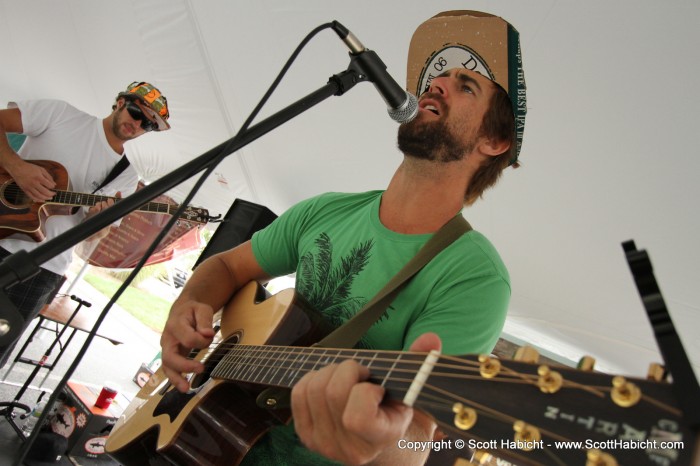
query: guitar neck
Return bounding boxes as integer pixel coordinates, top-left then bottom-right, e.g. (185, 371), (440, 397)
(209, 342), (697, 466)
(211, 345), (424, 400)
(50, 190), (178, 215)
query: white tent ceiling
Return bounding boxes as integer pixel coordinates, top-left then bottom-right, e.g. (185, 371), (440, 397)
(2, 0), (698, 384)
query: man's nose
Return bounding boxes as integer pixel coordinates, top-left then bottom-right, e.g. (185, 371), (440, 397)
(428, 76), (448, 96)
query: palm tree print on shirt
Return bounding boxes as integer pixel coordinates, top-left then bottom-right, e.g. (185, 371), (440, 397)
(296, 233), (386, 348)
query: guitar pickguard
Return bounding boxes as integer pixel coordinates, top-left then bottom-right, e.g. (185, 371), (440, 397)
(153, 388), (196, 423)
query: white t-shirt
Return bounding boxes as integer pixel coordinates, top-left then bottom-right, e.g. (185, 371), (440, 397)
(1, 99), (139, 275)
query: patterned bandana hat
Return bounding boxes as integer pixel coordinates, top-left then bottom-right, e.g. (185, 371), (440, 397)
(120, 81), (171, 131)
(407, 11), (526, 164)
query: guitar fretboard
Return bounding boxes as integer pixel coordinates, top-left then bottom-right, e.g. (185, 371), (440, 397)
(50, 190), (177, 214)
(211, 345), (430, 399)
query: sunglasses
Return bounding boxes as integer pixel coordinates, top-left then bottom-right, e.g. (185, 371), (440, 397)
(124, 100), (159, 132)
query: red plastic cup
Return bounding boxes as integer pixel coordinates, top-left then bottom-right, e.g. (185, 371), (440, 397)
(95, 384), (118, 409)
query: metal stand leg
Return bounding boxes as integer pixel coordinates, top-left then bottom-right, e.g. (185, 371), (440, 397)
(0, 295), (91, 439)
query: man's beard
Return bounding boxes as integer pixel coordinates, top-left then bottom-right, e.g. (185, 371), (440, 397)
(112, 106), (137, 142)
(397, 118), (475, 163)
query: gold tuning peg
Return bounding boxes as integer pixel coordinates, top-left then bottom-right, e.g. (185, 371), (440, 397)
(611, 376), (641, 407)
(513, 345), (539, 363)
(453, 451), (493, 465)
(472, 451), (492, 464)
(452, 403), (477, 430)
(513, 420), (541, 449)
(478, 355), (501, 378)
(537, 365), (563, 393)
(586, 449), (618, 466)
(577, 355), (596, 371)
(647, 363), (667, 382)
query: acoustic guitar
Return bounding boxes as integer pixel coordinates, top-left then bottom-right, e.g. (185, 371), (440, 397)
(0, 160), (209, 242)
(105, 281), (697, 466)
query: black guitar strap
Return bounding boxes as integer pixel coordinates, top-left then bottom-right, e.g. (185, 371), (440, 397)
(94, 156), (131, 193)
(72, 156), (130, 214)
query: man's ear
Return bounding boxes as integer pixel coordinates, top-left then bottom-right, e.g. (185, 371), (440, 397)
(114, 97), (126, 110)
(478, 137), (511, 158)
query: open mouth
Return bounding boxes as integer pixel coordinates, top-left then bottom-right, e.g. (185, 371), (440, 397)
(424, 105), (439, 115)
(419, 97), (442, 116)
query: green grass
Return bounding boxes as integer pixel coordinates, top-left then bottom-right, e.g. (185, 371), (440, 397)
(83, 273), (172, 332)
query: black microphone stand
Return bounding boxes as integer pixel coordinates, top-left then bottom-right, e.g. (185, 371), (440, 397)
(1, 65), (366, 465)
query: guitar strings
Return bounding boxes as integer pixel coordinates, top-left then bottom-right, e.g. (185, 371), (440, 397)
(203, 347), (647, 465)
(181, 342), (681, 417)
(418, 383), (572, 443)
(199, 341), (613, 388)
(3, 183), (177, 213)
(205, 341), (680, 398)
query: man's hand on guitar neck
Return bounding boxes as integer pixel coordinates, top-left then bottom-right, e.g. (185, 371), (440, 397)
(83, 191), (122, 243)
(85, 191), (121, 219)
(291, 332), (441, 466)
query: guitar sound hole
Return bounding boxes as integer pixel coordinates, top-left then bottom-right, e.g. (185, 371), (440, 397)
(189, 333), (240, 390)
(152, 333), (241, 422)
(1, 182), (32, 208)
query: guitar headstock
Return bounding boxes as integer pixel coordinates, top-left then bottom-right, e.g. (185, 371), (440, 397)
(415, 349), (695, 466)
(178, 206), (210, 225)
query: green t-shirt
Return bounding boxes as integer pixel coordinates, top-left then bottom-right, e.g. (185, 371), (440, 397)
(242, 191), (510, 466)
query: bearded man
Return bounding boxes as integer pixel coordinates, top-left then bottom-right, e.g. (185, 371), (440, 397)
(159, 67), (519, 466)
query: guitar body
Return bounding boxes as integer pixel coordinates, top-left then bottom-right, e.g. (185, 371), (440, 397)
(0, 160), (73, 241)
(0, 160), (209, 244)
(106, 282), (330, 466)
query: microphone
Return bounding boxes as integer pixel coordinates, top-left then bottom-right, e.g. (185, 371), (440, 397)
(332, 21), (418, 123)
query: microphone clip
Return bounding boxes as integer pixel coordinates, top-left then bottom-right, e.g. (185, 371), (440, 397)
(328, 68), (368, 97)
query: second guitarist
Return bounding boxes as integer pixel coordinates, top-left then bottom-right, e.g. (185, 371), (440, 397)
(0, 81), (171, 368)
